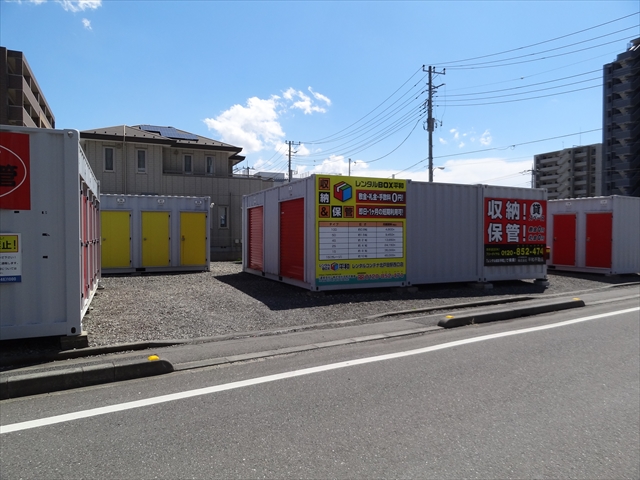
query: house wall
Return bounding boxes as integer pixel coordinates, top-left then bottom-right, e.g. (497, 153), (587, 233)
(81, 138), (274, 260)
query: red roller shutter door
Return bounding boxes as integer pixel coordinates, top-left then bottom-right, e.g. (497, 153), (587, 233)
(552, 214), (576, 266)
(585, 212), (612, 269)
(280, 198), (304, 281)
(248, 206), (264, 271)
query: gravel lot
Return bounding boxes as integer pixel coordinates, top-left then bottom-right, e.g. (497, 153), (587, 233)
(80, 262), (638, 347)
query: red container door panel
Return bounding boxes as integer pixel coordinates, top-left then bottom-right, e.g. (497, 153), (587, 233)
(280, 198), (305, 282)
(552, 214), (576, 266)
(585, 212), (612, 269)
(248, 206), (264, 271)
(88, 200), (93, 286)
(82, 194), (88, 300)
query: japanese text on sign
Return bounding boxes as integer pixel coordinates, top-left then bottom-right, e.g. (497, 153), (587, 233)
(0, 234), (22, 283)
(316, 175), (407, 286)
(484, 198), (547, 266)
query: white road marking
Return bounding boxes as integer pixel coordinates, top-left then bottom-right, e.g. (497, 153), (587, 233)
(2, 306), (638, 434)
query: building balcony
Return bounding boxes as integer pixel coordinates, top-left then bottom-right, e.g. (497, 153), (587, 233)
(540, 174), (560, 181)
(537, 156), (560, 165)
(611, 113), (632, 126)
(7, 105), (37, 127)
(609, 63), (634, 79)
(7, 73), (23, 89)
(612, 128), (632, 141)
(612, 97), (632, 109)
(612, 82), (634, 95)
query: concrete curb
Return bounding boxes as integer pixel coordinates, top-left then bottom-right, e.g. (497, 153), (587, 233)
(364, 296), (537, 320)
(437, 298), (586, 328)
(172, 326), (443, 372)
(0, 341), (184, 368)
(0, 356), (173, 400)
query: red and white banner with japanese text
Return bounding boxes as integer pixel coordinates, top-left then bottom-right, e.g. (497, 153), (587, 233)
(0, 132), (31, 210)
(484, 197), (547, 266)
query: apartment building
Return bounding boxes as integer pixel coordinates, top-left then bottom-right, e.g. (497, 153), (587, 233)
(602, 38), (639, 197)
(0, 47), (55, 128)
(534, 144), (602, 200)
(80, 124), (274, 260)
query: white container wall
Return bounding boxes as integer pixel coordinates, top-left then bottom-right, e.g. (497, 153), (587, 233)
(547, 196), (640, 274)
(1, 126), (100, 340)
(100, 194), (211, 274)
(407, 182), (547, 285)
(406, 182), (482, 284)
(243, 175), (547, 291)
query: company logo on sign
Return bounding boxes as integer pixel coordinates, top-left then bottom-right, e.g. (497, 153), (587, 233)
(333, 181), (352, 202)
(529, 201), (544, 220)
(0, 132), (30, 210)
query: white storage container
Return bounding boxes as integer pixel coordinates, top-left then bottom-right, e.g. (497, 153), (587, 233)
(1, 126), (100, 340)
(547, 196), (640, 274)
(243, 175), (548, 291)
(100, 194), (211, 274)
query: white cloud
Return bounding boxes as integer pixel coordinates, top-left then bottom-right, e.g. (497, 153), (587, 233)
(247, 151), (531, 189)
(446, 127), (492, 148)
(283, 87), (328, 114)
(385, 157), (531, 187)
(57, 0), (101, 12)
(439, 137), (448, 145)
(295, 156), (370, 177)
(296, 144), (311, 157)
(204, 87), (330, 153)
(480, 129), (492, 146)
(21, 0), (102, 10)
(308, 87), (331, 106)
(204, 96), (285, 153)
(82, 18), (91, 29)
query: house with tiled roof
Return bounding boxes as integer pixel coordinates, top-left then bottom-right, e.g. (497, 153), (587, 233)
(80, 124), (274, 260)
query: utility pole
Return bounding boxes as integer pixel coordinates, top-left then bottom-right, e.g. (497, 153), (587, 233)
(423, 65), (445, 182)
(286, 140), (300, 182)
(348, 158), (352, 176)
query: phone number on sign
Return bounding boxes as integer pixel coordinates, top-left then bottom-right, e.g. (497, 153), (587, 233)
(500, 246), (545, 256)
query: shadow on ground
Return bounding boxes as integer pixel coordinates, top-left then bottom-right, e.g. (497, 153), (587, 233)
(213, 271), (551, 312)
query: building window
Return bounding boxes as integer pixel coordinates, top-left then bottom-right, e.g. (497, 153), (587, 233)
(219, 206), (228, 229)
(206, 156), (214, 175)
(137, 150), (146, 173)
(104, 147), (114, 172)
(184, 155), (192, 174)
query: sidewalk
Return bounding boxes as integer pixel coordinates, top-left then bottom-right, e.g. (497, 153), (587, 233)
(1, 284), (638, 400)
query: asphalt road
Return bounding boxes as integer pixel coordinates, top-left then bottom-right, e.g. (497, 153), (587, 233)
(1, 298), (639, 479)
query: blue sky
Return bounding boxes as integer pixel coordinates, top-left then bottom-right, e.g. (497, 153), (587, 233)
(1, 1), (638, 187)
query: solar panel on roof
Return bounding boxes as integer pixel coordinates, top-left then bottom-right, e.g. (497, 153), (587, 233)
(138, 125), (199, 141)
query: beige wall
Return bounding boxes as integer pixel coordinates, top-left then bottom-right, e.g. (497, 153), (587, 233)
(82, 138), (275, 260)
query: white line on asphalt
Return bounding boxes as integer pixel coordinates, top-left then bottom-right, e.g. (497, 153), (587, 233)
(2, 306), (638, 434)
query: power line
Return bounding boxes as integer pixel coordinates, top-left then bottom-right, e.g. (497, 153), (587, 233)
(443, 27), (638, 69)
(432, 12), (638, 66)
(300, 66), (426, 144)
(444, 69), (600, 97)
(443, 36), (637, 70)
(391, 128), (601, 176)
(442, 76), (600, 103)
(438, 84), (601, 107)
